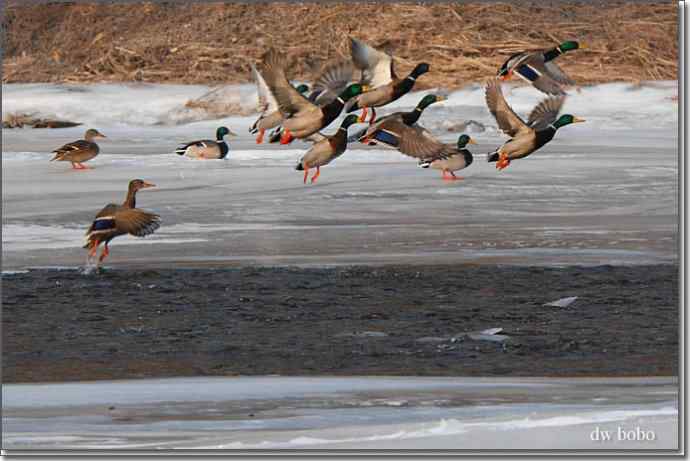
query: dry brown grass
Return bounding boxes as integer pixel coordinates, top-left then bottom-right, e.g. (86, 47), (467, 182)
(2, 2), (678, 88)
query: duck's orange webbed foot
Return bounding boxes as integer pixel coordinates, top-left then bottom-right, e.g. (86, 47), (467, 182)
(88, 241), (99, 258)
(280, 129), (294, 145)
(303, 167), (310, 184)
(98, 244), (110, 263)
(496, 153), (511, 171)
(256, 129), (265, 144)
(311, 166), (321, 184)
(369, 108), (377, 124)
(358, 107), (368, 123)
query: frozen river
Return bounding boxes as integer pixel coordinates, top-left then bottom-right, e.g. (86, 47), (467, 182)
(2, 376), (678, 450)
(2, 82), (678, 269)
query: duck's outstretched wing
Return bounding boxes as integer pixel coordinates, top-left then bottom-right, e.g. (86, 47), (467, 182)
(114, 209), (161, 237)
(485, 78), (531, 137)
(527, 96), (566, 130)
(261, 49), (319, 118)
(374, 119), (455, 161)
(350, 37), (394, 89)
(309, 59), (358, 106)
(252, 63), (279, 114)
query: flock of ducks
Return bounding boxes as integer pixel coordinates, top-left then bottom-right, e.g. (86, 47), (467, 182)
(46, 38), (586, 266)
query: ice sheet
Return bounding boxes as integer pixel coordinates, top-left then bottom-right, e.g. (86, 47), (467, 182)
(1, 82), (679, 269)
(2, 376), (678, 450)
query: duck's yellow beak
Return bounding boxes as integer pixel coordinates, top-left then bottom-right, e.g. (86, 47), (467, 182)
(573, 117), (586, 123)
(579, 42), (588, 49)
(361, 84), (371, 92)
(468, 137), (478, 144)
(228, 130), (238, 137)
(142, 181), (156, 188)
(436, 95), (448, 102)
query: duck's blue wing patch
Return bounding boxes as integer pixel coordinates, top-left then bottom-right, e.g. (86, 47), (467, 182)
(516, 64), (541, 82)
(92, 217), (116, 231)
(372, 130), (400, 147)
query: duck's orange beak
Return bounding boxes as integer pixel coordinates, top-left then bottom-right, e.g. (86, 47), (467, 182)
(468, 137), (478, 144)
(142, 181), (156, 188)
(572, 117), (586, 123)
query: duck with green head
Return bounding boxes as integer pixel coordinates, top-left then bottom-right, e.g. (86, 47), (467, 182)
(497, 40), (584, 95)
(419, 134), (476, 180)
(346, 38), (430, 124)
(250, 62), (310, 144)
(359, 117), (476, 180)
(352, 94), (446, 145)
(260, 49), (367, 145)
(295, 114), (362, 184)
(174, 126), (237, 159)
(485, 78), (585, 170)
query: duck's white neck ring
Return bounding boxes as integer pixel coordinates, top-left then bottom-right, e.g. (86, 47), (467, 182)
(336, 97), (345, 104)
(406, 76), (416, 82)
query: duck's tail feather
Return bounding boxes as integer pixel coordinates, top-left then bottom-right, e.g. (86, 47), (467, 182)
(487, 149), (500, 163)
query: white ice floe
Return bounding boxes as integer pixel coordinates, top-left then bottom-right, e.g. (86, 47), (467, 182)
(544, 296), (579, 308)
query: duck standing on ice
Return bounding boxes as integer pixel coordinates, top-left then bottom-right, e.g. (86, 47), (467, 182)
(50, 128), (107, 169)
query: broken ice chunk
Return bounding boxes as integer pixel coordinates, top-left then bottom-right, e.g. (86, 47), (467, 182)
(544, 296), (579, 308)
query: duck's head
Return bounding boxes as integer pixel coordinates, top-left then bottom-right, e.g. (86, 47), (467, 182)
(457, 134), (477, 149)
(559, 40), (583, 52)
(410, 62), (430, 78)
(85, 128), (107, 141)
(340, 114), (361, 130)
(129, 179), (156, 192)
(553, 114), (586, 129)
(295, 84), (310, 94)
(216, 126), (238, 140)
(340, 83), (369, 101)
(295, 159), (305, 171)
(418, 94), (446, 110)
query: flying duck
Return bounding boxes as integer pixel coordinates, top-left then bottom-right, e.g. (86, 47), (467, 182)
(485, 78), (584, 170)
(84, 179), (160, 267)
(497, 41), (584, 95)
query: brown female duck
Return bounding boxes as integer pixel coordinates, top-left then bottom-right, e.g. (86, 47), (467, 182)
(50, 128), (106, 169)
(84, 179), (160, 266)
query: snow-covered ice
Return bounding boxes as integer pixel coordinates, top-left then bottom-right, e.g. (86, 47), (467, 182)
(2, 81), (678, 270)
(1, 376), (678, 450)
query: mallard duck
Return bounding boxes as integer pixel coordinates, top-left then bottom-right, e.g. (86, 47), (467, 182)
(419, 134), (476, 180)
(174, 126), (237, 159)
(362, 118), (474, 179)
(346, 38), (430, 124)
(260, 49), (366, 144)
(50, 128), (106, 169)
(485, 78), (584, 170)
(267, 59), (354, 144)
(250, 63), (309, 144)
(350, 94), (446, 145)
(295, 114), (361, 184)
(497, 41), (584, 95)
(83, 179), (160, 267)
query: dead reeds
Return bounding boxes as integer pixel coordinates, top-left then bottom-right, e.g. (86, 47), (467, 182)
(2, 2), (678, 88)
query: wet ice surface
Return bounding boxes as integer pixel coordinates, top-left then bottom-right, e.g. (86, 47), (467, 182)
(2, 376), (678, 450)
(1, 82), (678, 270)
